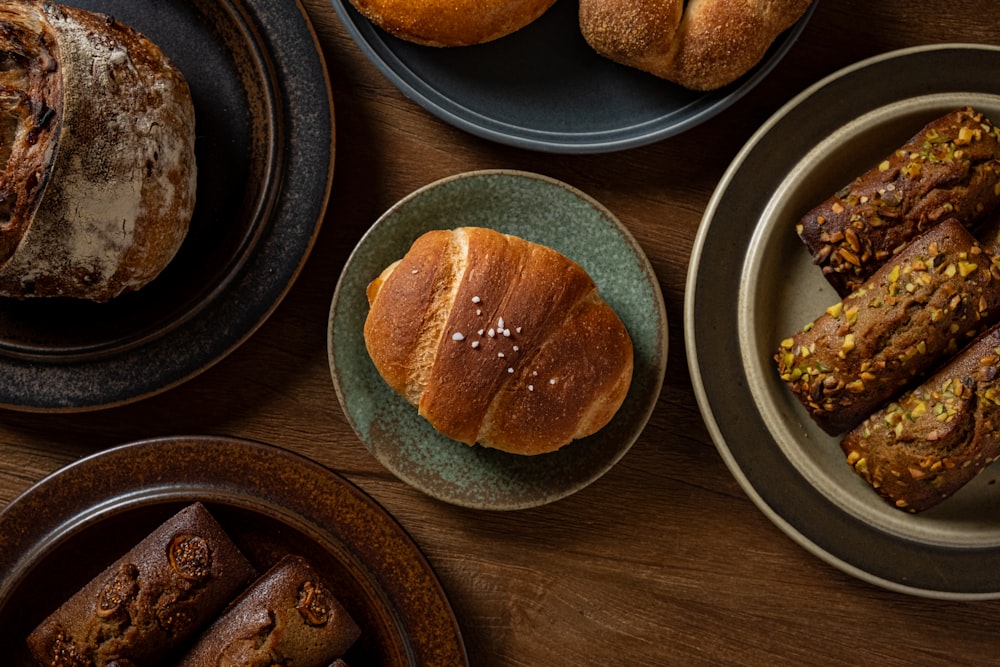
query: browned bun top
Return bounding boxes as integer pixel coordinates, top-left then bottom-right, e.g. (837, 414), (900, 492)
(579, 0), (813, 90)
(347, 0), (559, 46)
(364, 226), (634, 456)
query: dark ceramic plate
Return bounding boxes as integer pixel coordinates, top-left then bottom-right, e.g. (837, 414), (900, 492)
(686, 44), (1000, 599)
(329, 170), (668, 510)
(0, 436), (468, 666)
(329, 0), (815, 153)
(0, 0), (333, 411)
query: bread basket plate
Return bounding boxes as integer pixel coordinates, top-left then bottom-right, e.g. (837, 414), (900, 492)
(329, 170), (668, 510)
(0, 0), (333, 411)
(686, 44), (1000, 599)
(328, 0), (815, 154)
(0, 436), (469, 666)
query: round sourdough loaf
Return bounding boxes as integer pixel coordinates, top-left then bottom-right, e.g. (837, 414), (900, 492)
(0, 0), (196, 301)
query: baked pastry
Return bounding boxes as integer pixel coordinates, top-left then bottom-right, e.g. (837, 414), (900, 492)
(0, 0), (197, 301)
(345, 0), (558, 46)
(776, 219), (1000, 436)
(176, 554), (360, 667)
(26, 503), (256, 666)
(976, 207), (1000, 256)
(578, 0), (813, 90)
(364, 226), (634, 455)
(841, 322), (1000, 512)
(797, 107), (1000, 297)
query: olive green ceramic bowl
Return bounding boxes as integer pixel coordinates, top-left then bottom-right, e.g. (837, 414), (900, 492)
(329, 170), (668, 510)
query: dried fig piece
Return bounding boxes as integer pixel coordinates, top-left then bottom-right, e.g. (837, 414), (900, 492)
(296, 580), (332, 627)
(168, 534), (212, 581)
(96, 563), (140, 619)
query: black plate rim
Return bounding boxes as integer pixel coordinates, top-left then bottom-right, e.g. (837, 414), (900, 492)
(0, 0), (335, 412)
(329, 0), (817, 154)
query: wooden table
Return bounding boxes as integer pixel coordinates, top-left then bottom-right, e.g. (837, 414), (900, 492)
(4, 1), (1000, 664)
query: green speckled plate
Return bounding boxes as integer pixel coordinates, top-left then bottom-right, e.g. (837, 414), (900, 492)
(328, 170), (667, 510)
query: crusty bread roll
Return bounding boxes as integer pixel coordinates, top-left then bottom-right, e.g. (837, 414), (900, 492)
(579, 0), (813, 90)
(346, 0), (558, 46)
(364, 227), (634, 456)
(0, 0), (196, 301)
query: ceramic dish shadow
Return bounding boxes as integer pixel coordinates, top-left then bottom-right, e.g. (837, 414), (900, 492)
(0, 436), (468, 666)
(329, 0), (815, 153)
(329, 170), (668, 510)
(0, 0), (333, 411)
(687, 44), (1000, 598)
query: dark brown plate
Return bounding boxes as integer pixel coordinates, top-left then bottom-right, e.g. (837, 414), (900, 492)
(0, 436), (469, 665)
(0, 0), (333, 411)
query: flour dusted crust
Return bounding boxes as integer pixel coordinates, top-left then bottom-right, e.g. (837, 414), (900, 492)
(579, 0), (813, 90)
(0, 0), (196, 301)
(364, 227), (634, 456)
(346, 0), (558, 46)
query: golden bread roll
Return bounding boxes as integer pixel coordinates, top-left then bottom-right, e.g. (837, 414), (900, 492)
(579, 0), (813, 90)
(364, 227), (634, 456)
(346, 0), (558, 46)
(0, 0), (196, 301)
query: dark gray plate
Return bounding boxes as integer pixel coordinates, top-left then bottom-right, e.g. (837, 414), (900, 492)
(0, 0), (333, 411)
(329, 170), (668, 510)
(329, 0), (815, 153)
(0, 436), (468, 666)
(686, 44), (1000, 599)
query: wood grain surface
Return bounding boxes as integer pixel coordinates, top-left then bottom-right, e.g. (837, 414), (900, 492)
(4, 1), (1000, 665)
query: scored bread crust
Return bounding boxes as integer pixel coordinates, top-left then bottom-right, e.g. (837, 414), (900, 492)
(364, 227), (634, 456)
(0, 0), (196, 301)
(346, 0), (558, 46)
(579, 0), (812, 90)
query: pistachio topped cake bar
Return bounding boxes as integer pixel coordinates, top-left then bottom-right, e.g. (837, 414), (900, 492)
(776, 219), (1000, 436)
(841, 321), (1000, 512)
(797, 107), (1000, 297)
